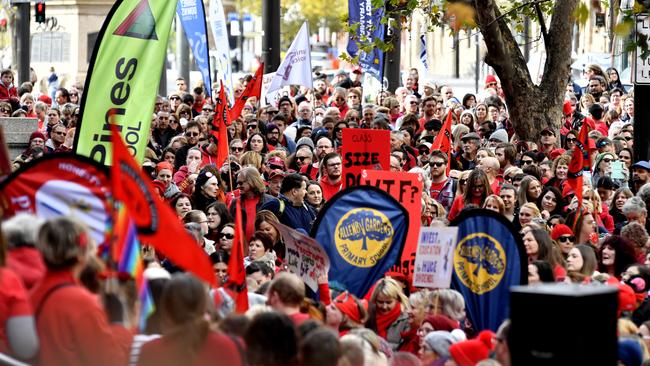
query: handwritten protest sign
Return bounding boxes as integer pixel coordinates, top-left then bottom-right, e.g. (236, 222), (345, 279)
(271, 221), (330, 291)
(362, 169), (422, 276)
(342, 128), (390, 188)
(413, 227), (459, 288)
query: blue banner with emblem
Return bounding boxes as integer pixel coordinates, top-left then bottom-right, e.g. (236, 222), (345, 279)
(347, 0), (385, 81)
(177, 0), (212, 96)
(450, 209), (527, 332)
(311, 186), (409, 297)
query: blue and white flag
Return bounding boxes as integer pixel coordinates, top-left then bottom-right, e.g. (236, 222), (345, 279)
(419, 34), (428, 71)
(208, 0), (234, 103)
(177, 0), (212, 96)
(347, 0), (385, 81)
(311, 186), (409, 297)
(450, 209), (527, 331)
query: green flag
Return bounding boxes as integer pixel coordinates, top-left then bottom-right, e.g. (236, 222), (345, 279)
(75, 0), (177, 165)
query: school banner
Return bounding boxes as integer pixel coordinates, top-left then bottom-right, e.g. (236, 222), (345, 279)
(347, 0), (385, 80)
(311, 186), (409, 297)
(450, 209), (527, 331)
(0, 153), (111, 246)
(75, 0), (178, 165)
(208, 0), (233, 103)
(413, 227), (459, 288)
(341, 128), (390, 187)
(361, 169), (422, 276)
(177, 0), (212, 96)
(271, 221), (330, 292)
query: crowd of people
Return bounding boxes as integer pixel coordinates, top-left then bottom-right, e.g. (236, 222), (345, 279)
(0, 61), (649, 366)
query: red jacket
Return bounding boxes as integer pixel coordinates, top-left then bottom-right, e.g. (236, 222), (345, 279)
(30, 270), (132, 366)
(0, 82), (17, 102)
(7, 247), (45, 290)
(137, 331), (243, 366)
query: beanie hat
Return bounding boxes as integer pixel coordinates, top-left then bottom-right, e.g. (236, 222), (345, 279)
(296, 136), (315, 152)
(616, 282), (638, 315)
(550, 224), (573, 241)
(448, 330), (495, 366)
(156, 161), (173, 174)
(195, 169), (217, 190)
(38, 94), (52, 106)
(30, 131), (46, 141)
(423, 331), (458, 359)
(266, 123), (279, 133)
(488, 129), (508, 143)
(422, 314), (459, 332)
(549, 148), (566, 161)
(333, 291), (364, 324)
(278, 95), (292, 107)
(485, 75), (497, 86)
(618, 338), (643, 366)
(563, 100), (573, 116)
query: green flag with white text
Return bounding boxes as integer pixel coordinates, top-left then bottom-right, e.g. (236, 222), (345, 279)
(75, 0), (177, 165)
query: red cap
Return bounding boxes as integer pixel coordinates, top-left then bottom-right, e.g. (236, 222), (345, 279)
(485, 75), (497, 86)
(38, 94), (52, 106)
(449, 330), (495, 366)
(30, 131), (46, 141)
(422, 315), (459, 332)
(156, 161), (173, 173)
(563, 101), (574, 116)
(550, 148), (566, 160)
(616, 283), (637, 315)
(551, 224), (573, 241)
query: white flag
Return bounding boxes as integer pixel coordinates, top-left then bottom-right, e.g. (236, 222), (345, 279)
(209, 0), (234, 104)
(266, 22), (313, 97)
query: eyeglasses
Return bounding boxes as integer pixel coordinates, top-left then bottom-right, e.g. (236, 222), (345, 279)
(522, 160), (534, 165)
(459, 179), (467, 185)
(267, 110), (279, 115)
(327, 162), (342, 167)
(409, 101), (419, 105)
(430, 162), (445, 167)
(203, 108), (213, 112)
(296, 156), (311, 161)
(231, 147), (243, 152)
(186, 132), (200, 137)
(70, 93), (78, 97)
(566, 138), (576, 143)
(219, 233), (234, 240)
(487, 82), (497, 87)
(557, 236), (574, 243)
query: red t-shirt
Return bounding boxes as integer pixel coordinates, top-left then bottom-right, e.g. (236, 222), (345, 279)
(429, 180), (447, 201)
(137, 331), (243, 366)
(0, 268), (31, 355)
(320, 176), (342, 201)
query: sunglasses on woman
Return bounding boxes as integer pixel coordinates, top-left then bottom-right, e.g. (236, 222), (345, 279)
(219, 233), (234, 240)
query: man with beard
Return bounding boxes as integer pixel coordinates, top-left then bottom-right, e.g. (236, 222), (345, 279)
(300, 136), (333, 180)
(495, 142), (516, 172)
(319, 152), (343, 201)
(458, 132), (480, 170)
(174, 121), (202, 171)
(428, 150), (456, 213)
(587, 76), (606, 100)
(418, 96), (438, 128)
(151, 111), (176, 151)
(632, 161), (650, 194)
(313, 76), (330, 104)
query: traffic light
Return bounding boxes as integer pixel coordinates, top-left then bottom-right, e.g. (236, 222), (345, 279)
(35, 2), (45, 24)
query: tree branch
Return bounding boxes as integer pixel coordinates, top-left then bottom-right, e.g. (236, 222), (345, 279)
(534, 2), (550, 46)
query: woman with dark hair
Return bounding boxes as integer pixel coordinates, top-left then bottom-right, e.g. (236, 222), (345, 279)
(246, 132), (269, 156)
(170, 193), (193, 218)
(244, 231), (276, 270)
(566, 244), (598, 283)
(597, 236), (638, 279)
(191, 166), (226, 212)
(562, 130), (579, 151)
(305, 181), (325, 213)
(137, 273), (243, 366)
(606, 67), (625, 90)
(205, 201), (232, 242)
(618, 148), (633, 169)
(209, 250), (230, 286)
(610, 188), (634, 226)
(448, 169), (492, 220)
(255, 210), (285, 263)
(462, 93), (476, 110)
(537, 186), (565, 218)
(459, 110), (476, 132)
(565, 209), (597, 245)
(528, 260), (556, 284)
(523, 228), (566, 281)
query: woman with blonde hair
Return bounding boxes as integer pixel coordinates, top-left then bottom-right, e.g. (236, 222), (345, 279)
(518, 202), (542, 228)
(365, 278), (410, 350)
(483, 195), (505, 215)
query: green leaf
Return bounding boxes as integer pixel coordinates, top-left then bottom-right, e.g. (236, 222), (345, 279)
(614, 20), (634, 37)
(573, 2), (589, 25)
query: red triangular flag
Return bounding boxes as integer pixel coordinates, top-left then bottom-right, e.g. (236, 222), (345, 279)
(110, 120), (216, 286)
(567, 118), (592, 209)
(229, 63), (263, 122)
(430, 109), (453, 175)
(223, 196), (249, 313)
(211, 81), (231, 168)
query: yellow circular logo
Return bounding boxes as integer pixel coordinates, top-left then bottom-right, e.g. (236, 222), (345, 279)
(454, 233), (506, 295)
(335, 208), (394, 268)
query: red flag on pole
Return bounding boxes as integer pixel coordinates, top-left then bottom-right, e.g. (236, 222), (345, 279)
(110, 120), (216, 286)
(229, 63), (264, 122)
(223, 196), (249, 313)
(211, 81), (231, 168)
(430, 109), (454, 175)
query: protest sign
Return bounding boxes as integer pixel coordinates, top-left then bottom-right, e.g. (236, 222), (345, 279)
(342, 128), (390, 187)
(413, 227), (459, 288)
(361, 169), (422, 276)
(271, 221), (330, 292)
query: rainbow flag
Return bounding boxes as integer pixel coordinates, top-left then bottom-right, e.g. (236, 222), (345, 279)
(115, 204), (144, 288)
(138, 278), (155, 332)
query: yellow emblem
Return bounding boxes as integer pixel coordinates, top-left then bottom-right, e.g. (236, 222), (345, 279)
(335, 208), (394, 268)
(454, 233), (506, 295)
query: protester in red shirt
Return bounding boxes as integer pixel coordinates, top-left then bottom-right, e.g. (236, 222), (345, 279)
(448, 169), (493, 221)
(320, 152), (343, 201)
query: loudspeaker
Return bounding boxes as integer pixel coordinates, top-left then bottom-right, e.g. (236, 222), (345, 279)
(509, 284), (617, 366)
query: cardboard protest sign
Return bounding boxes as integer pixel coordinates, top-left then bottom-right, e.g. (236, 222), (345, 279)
(361, 169), (422, 276)
(413, 227), (459, 288)
(342, 128), (390, 188)
(271, 221), (330, 291)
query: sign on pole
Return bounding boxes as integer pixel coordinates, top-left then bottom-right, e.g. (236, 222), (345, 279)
(413, 226), (458, 288)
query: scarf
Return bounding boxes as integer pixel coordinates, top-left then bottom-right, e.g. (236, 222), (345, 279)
(375, 302), (402, 339)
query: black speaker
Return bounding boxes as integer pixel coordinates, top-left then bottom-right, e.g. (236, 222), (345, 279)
(509, 284), (618, 366)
